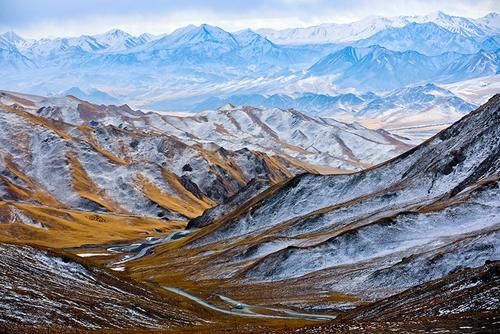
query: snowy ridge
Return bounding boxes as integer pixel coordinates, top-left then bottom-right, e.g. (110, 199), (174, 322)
(258, 11), (500, 45)
(0, 90), (411, 172)
(0, 91), (301, 220)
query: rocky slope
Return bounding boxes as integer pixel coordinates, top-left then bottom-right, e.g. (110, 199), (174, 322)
(0, 92), (302, 223)
(0, 243), (202, 329)
(285, 262), (500, 333)
(0, 90), (411, 172)
(125, 94), (500, 315)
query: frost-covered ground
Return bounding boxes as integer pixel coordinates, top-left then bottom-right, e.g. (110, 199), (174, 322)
(0, 243), (198, 329)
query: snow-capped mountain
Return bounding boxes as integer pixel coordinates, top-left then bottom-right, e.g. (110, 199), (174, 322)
(258, 11), (499, 45)
(308, 46), (499, 91)
(27, 36), (105, 58)
(235, 29), (294, 64)
(309, 46), (440, 91)
(475, 12), (500, 31)
(19, 29), (154, 65)
(148, 24), (239, 57)
(0, 12), (497, 117)
(257, 15), (410, 44)
(0, 31), (33, 49)
(355, 22), (479, 56)
(439, 49), (500, 82)
(92, 29), (153, 52)
(411, 11), (499, 38)
(0, 32), (36, 70)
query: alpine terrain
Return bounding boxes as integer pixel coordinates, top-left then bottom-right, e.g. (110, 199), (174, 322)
(0, 3), (499, 333)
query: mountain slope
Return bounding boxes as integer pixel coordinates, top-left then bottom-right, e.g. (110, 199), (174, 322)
(289, 261), (500, 333)
(355, 22), (479, 56)
(308, 46), (499, 91)
(0, 92), (299, 222)
(125, 94), (500, 313)
(0, 243), (210, 330)
(158, 105), (411, 171)
(1, 90), (411, 172)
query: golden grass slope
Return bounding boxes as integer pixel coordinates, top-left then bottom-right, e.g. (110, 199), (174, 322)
(0, 201), (185, 248)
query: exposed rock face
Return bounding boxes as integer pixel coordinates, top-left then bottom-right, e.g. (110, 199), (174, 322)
(187, 178), (272, 229)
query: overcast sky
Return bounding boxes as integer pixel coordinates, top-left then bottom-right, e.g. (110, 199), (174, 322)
(0, 0), (498, 38)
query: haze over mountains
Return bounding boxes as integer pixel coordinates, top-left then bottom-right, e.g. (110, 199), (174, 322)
(0, 11), (498, 133)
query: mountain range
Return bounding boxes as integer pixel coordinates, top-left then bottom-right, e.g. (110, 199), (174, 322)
(0, 11), (498, 115)
(308, 45), (499, 91)
(121, 94), (500, 329)
(0, 89), (498, 331)
(0, 90), (410, 174)
(258, 11), (500, 44)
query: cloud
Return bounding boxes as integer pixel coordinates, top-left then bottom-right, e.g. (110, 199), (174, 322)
(0, 0), (497, 38)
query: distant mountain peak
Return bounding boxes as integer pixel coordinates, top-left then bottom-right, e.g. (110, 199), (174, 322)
(1, 31), (24, 42)
(218, 103), (236, 111)
(103, 28), (131, 37)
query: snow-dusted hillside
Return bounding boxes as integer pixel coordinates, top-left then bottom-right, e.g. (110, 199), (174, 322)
(1, 91), (411, 172)
(127, 95), (500, 312)
(0, 243), (201, 329)
(0, 91), (302, 221)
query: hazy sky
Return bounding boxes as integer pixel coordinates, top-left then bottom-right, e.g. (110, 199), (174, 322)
(1, 0), (498, 38)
